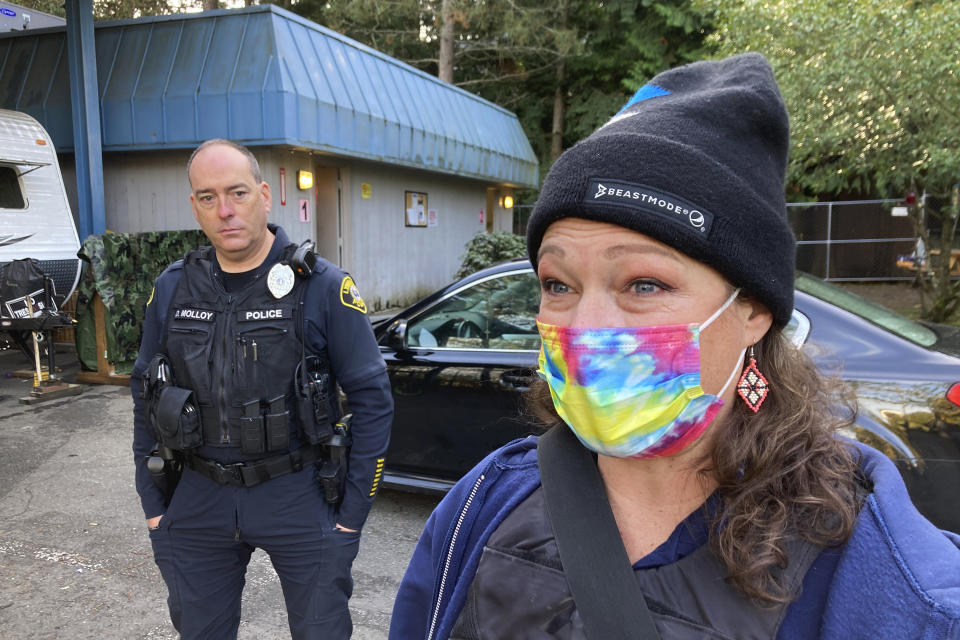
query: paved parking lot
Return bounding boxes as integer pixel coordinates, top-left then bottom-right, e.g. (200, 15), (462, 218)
(0, 344), (440, 639)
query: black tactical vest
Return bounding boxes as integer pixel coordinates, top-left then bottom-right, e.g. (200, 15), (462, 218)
(163, 247), (308, 454)
(452, 487), (821, 640)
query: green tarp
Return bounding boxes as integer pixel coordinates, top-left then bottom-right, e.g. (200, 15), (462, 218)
(76, 230), (208, 374)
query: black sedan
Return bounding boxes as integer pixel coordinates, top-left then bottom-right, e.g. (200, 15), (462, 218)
(373, 260), (960, 532)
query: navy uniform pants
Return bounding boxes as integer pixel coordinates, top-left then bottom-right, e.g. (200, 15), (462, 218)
(148, 464), (360, 639)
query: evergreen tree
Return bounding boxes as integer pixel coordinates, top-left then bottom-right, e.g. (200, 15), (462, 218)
(291, 0), (711, 199)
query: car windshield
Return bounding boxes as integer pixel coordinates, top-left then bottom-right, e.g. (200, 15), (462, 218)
(795, 272), (937, 347)
(405, 271), (541, 350)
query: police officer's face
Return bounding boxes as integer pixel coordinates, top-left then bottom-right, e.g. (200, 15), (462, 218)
(189, 144), (272, 270)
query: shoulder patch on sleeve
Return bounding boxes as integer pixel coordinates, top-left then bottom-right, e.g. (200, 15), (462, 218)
(339, 276), (367, 314)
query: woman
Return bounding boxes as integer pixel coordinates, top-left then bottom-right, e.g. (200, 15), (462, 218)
(389, 53), (960, 639)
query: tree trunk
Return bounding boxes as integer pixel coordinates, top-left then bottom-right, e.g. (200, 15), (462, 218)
(438, 0), (455, 83)
(203, 0), (218, 11)
(550, 59), (566, 162)
(550, 0), (568, 162)
(909, 182), (960, 323)
(931, 185), (960, 322)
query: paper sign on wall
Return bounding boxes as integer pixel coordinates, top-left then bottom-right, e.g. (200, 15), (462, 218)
(361, 183), (372, 199)
(299, 199), (310, 222)
(405, 191), (428, 227)
(428, 209), (438, 227)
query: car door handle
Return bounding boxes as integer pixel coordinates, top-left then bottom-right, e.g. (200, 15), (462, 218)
(500, 369), (535, 390)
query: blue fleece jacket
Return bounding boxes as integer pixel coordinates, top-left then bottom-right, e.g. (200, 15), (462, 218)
(389, 437), (960, 640)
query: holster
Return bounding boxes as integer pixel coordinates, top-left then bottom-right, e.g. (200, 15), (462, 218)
(147, 445), (183, 507)
(297, 355), (334, 445)
(317, 415), (352, 505)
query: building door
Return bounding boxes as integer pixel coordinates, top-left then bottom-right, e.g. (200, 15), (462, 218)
(485, 187), (497, 232)
(314, 166), (341, 266)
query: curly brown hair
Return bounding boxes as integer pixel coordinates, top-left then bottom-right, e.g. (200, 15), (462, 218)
(526, 324), (863, 605)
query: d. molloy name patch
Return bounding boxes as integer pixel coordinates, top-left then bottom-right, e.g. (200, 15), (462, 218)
(174, 308), (215, 321)
(584, 179), (714, 235)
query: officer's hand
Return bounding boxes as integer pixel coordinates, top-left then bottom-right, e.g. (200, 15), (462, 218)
(147, 515), (163, 530)
(334, 523), (357, 533)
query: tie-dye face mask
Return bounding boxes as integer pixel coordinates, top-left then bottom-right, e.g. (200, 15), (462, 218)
(536, 288), (744, 458)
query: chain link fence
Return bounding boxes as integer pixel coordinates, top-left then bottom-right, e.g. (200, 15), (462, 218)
(788, 199), (919, 281)
(514, 198), (959, 282)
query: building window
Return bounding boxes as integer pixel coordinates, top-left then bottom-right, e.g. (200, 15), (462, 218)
(0, 166), (26, 209)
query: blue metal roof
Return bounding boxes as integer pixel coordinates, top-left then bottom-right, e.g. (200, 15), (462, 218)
(0, 5), (538, 187)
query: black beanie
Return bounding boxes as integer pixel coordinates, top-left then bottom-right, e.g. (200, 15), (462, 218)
(526, 53), (795, 327)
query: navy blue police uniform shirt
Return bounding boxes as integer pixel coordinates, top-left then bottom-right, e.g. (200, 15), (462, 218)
(131, 227), (393, 531)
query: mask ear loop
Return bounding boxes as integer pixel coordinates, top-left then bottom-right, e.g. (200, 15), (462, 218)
(716, 347), (746, 398)
(700, 287), (741, 331)
(700, 287), (744, 398)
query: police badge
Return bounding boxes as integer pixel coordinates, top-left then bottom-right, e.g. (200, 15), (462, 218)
(267, 263), (296, 299)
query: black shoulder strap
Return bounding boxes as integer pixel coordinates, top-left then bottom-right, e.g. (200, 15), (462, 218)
(538, 424), (662, 640)
(280, 242), (298, 265)
(184, 245), (214, 265)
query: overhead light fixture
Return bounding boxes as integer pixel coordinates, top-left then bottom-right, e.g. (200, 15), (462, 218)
(297, 170), (313, 190)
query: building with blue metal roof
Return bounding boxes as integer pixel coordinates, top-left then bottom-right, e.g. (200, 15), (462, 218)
(0, 5), (538, 309)
(1, 1), (65, 33)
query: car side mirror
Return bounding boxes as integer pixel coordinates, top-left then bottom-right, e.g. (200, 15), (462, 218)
(386, 319), (408, 351)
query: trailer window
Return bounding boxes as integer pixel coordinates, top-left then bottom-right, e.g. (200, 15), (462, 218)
(0, 166), (26, 209)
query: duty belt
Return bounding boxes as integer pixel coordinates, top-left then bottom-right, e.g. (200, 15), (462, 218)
(183, 445), (321, 488)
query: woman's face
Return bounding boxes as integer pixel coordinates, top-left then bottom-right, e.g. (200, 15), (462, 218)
(536, 218), (773, 401)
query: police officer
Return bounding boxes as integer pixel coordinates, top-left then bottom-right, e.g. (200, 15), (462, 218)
(131, 139), (393, 639)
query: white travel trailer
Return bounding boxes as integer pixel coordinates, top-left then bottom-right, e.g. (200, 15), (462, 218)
(0, 108), (81, 312)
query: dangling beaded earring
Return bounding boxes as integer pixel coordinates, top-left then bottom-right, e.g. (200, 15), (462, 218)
(737, 344), (769, 412)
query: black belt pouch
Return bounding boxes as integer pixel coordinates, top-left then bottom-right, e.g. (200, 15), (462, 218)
(240, 399), (265, 455)
(265, 395), (289, 452)
(156, 386), (202, 450)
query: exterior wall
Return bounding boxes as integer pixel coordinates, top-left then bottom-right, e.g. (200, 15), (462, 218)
(254, 148), (323, 247)
(493, 195), (514, 233)
(61, 150), (199, 234)
(333, 158), (514, 311)
(61, 145), (517, 312)
(101, 150), (194, 232)
(253, 150), (516, 310)
(61, 147), (319, 236)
